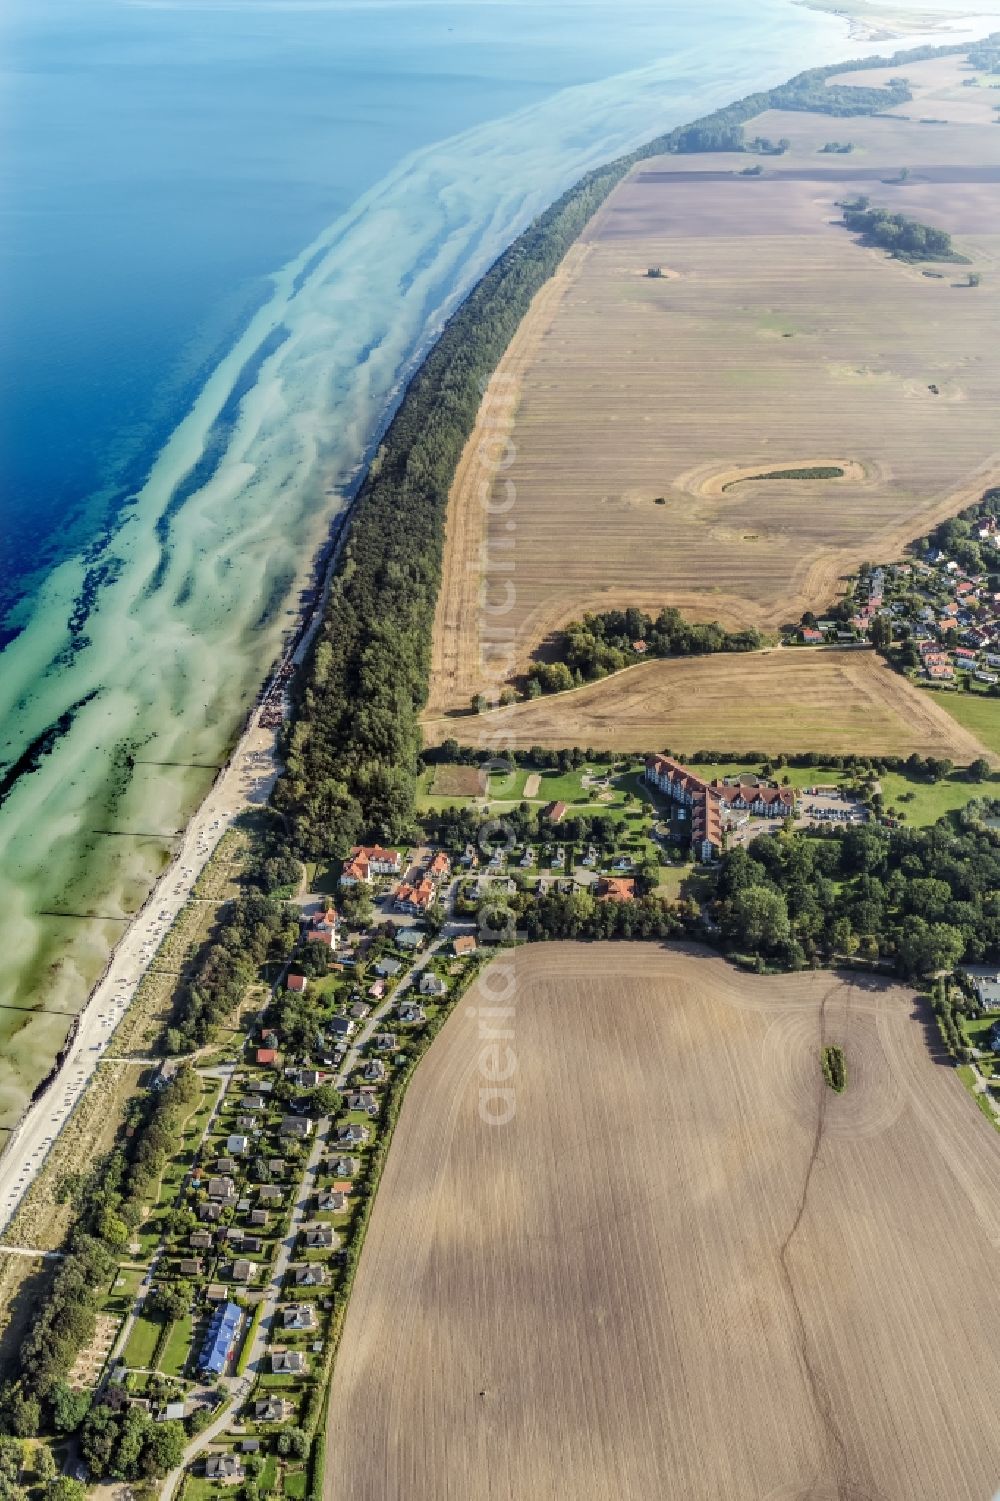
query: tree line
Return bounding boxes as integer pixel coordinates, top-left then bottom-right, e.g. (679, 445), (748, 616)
(270, 37), (970, 863)
(0, 1067), (198, 1477)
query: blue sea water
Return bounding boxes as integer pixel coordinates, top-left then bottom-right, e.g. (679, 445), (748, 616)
(0, 0), (853, 632)
(0, 0), (897, 1117)
(0, 0), (827, 632)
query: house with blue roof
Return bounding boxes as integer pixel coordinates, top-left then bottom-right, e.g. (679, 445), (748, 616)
(198, 1300), (244, 1376)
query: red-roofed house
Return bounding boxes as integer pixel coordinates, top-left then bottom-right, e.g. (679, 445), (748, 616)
(544, 802), (568, 824)
(256, 1048), (277, 1067)
(597, 876), (636, 903)
(306, 907), (338, 947)
(286, 974), (308, 994)
(426, 850), (451, 883)
(395, 879), (435, 916)
(644, 754), (722, 862)
(340, 846), (403, 886)
(801, 627), (824, 645)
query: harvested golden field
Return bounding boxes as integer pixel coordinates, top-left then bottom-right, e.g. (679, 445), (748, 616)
(428, 55), (1000, 714)
(423, 647), (995, 762)
(324, 943), (1000, 1501)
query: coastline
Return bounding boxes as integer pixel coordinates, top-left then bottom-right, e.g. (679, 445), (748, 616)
(0, 6), (870, 1106)
(3, 1), (999, 1209)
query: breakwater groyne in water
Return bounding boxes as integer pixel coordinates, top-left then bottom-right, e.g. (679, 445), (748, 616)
(28, 1017), (80, 1108)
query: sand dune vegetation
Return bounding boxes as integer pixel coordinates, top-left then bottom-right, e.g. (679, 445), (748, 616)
(324, 943), (1000, 1501)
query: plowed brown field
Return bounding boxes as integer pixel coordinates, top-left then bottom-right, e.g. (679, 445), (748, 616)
(324, 943), (1000, 1501)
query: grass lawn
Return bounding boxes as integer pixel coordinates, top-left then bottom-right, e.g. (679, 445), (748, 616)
(928, 687), (1000, 759)
(103, 1265), (146, 1316)
(963, 1015), (999, 1052)
(284, 1468), (308, 1499)
(880, 769), (997, 826)
(159, 1313), (193, 1378)
(123, 1310), (166, 1370)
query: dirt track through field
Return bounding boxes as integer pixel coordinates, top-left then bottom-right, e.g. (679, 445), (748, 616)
(324, 944), (1000, 1501)
(422, 647), (995, 763)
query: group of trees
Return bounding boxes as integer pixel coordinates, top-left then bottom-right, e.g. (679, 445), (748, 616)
(523, 888), (687, 943)
(0, 1438), (87, 1501)
(841, 198), (956, 260)
(525, 607), (764, 694)
(78, 1402), (184, 1482)
(272, 145), (647, 861)
(714, 809), (1000, 974)
(0, 1068), (200, 1458)
(916, 485), (1000, 575)
(165, 890), (298, 1054)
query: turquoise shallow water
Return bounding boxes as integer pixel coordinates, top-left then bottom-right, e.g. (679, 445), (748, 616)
(0, 0), (939, 1121)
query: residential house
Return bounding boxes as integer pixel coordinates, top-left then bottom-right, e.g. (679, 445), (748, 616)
(426, 850), (451, 883)
(231, 1259), (257, 1284)
(544, 801), (568, 823)
(292, 1265), (327, 1288)
(306, 907), (339, 948)
(250, 1210), (270, 1228)
(395, 879), (435, 916)
(190, 1232), (214, 1251)
(801, 627), (824, 644)
(598, 876), (636, 904)
(318, 1190), (348, 1214)
(974, 974), (1000, 1010)
(179, 1258), (203, 1277)
(199, 1202), (223, 1223)
(362, 1059), (386, 1082)
(419, 971), (446, 997)
(271, 1351), (308, 1375)
(254, 1397), (291, 1423)
(373, 1032), (397, 1051)
(349, 1002), (371, 1021)
(335, 1123), (369, 1147)
(340, 845), (403, 885)
(205, 1455), (243, 1483)
(329, 1015), (354, 1040)
(198, 1301), (243, 1376)
(283, 1303), (317, 1331)
(286, 974), (308, 994)
(280, 1116), (314, 1140)
(330, 1155), (359, 1178)
(398, 1002), (426, 1025)
(345, 1088), (379, 1115)
(255, 1048), (277, 1067)
(452, 935), (477, 958)
(215, 1157), (236, 1176)
(396, 927), (425, 952)
(259, 1185), (283, 1204)
(297, 1068), (322, 1089)
(374, 958), (401, 980)
(207, 1177), (236, 1202)
(227, 1134), (249, 1157)
(305, 1225), (336, 1249)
